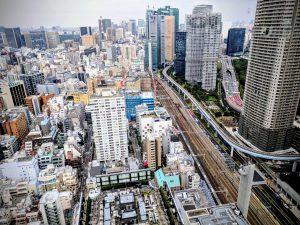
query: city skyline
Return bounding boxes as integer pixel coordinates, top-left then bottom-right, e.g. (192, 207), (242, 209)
(0, 0), (256, 30)
(0, 1), (299, 225)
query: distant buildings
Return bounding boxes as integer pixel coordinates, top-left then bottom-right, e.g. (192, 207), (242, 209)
(226, 28), (246, 56)
(29, 29), (48, 50)
(185, 5), (222, 91)
(79, 26), (92, 36)
(4, 27), (22, 48)
(102, 19), (112, 33)
(174, 31), (186, 75)
(239, 0), (300, 151)
(157, 5), (179, 32)
(87, 89), (128, 162)
(144, 6), (178, 70)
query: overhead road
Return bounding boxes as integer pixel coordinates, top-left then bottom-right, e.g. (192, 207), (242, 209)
(159, 66), (300, 161)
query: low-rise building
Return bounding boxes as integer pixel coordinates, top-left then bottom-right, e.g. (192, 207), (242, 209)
(37, 142), (65, 169)
(0, 153), (39, 182)
(0, 135), (19, 160)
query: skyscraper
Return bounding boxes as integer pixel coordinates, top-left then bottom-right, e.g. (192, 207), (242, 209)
(138, 19), (145, 28)
(157, 6), (179, 32)
(174, 31), (186, 75)
(19, 72), (45, 96)
(185, 5), (222, 91)
(238, 0), (300, 151)
(102, 19), (112, 33)
(4, 27), (22, 48)
(30, 29), (48, 50)
(46, 31), (60, 49)
(145, 8), (176, 70)
(226, 28), (246, 56)
(145, 9), (159, 71)
(98, 18), (103, 49)
(164, 16), (175, 62)
(79, 26), (92, 36)
(8, 81), (27, 106)
(86, 89), (128, 162)
(129, 19), (137, 35)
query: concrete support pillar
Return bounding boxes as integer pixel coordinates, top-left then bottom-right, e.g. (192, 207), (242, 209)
(292, 161), (297, 172)
(237, 164), (255, 218)
(230, 146), (234, 157)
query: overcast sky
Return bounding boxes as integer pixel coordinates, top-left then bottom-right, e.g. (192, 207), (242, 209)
(0, 0), (256, 30)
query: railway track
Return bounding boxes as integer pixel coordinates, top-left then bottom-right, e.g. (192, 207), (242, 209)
(156, 79), (280, 225)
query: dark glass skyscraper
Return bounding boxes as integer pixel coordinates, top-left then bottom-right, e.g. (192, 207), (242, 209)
(226, 28), (246, 56)
(30, 30), (48, 50)
(102, 19), (112, 33)
(80, 26), (92, 36)
(174, 31), (186, 75)
(19, 72), (45, 96)
(4, 27), (22, 48)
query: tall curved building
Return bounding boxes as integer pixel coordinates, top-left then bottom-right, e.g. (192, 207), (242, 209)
(239, 0), (300, 151)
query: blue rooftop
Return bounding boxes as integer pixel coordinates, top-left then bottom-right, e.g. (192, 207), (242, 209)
(155, 169), (180, 188)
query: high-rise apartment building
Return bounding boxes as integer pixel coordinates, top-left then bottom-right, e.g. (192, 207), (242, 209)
(174, 31), (186, 75)
(226, 28), (246, 56)
(79, 26), (92, 36)
(185, 5), (222, 91)
(1, 109), (29, 140)
(20, 72), (45, 96)
(4, 27), (22, 48)
(239, 0), (300, 151)
(86, 89), (128, 162)
(39, 190), (66, 225)
(142, 136), (162, 171)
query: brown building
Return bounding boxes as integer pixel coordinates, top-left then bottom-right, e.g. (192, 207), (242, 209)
(41, 93), (55, 109)
(142, 137), (162, 171)
(164, 15), (175, 62)
(2, 111), (29, 140)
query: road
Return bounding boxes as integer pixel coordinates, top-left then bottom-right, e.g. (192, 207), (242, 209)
(155, 74), (300, 225)
(160, 66), (300, 161)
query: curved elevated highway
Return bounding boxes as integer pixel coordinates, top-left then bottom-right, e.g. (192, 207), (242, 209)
(159, 66), (300, 161)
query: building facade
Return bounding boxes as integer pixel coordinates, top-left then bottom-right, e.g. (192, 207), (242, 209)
(20, 72), (45, 96)
(4, 27), (22, 48)
(185, 5), (222, 91)
(226, 28), (246, 56)
(239, 0), (300, 151)
(39, 190), (66, 225)
(174, 31), (186, 76)
(87, 89), (128, 161)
